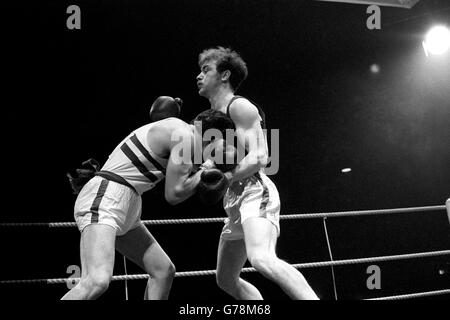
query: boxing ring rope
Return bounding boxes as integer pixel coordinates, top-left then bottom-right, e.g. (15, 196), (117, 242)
(0, 205), (446, 228)
(2, 249), (449, 284)
(1, 204), (449, 300)
(365, 289), (450, 300)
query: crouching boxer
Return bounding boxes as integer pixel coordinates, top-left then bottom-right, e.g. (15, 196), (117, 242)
(63, 107), (234, 300)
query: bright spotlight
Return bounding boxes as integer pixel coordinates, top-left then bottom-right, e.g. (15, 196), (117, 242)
(370, 64), (380, 74)
(422, 25), (450, 56)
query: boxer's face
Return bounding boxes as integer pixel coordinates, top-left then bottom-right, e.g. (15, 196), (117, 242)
(197, 60), (222, 98)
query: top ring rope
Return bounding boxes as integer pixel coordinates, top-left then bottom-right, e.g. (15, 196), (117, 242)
(0, 205), (445, 228)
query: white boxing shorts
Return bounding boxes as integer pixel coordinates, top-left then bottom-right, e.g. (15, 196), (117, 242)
(74, 176), (142, 236)
(221, 172), (280, 241)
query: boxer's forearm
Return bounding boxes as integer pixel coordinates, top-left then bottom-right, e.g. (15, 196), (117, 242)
(166, 160), (215, 205)
(225, 151), (267, 183)
(167, 169), (204, 205)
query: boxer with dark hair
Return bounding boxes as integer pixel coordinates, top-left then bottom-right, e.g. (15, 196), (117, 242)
(149, 96), (182, 122)
(197, 46), (319, 300)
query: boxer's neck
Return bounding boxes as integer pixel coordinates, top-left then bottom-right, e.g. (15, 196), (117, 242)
(209, 88), (234, 114)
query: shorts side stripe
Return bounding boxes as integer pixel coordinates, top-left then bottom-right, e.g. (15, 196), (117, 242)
(90, 179), (109, 223)
(256, 174), (270, 216)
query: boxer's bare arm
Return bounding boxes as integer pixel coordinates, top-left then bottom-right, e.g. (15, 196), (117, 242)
(164, 126), (203, 205)
(226, 99), (268, 183)
(147, 118), (185, 158)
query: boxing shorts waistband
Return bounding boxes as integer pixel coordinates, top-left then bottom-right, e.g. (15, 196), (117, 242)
(95, 170), (137, 194)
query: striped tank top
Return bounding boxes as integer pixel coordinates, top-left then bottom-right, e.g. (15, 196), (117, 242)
(101, 123), (168, 195)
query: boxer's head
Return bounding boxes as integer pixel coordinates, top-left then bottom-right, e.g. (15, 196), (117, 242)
(197, 46), (248, 95)
(191, 109), (235, 147)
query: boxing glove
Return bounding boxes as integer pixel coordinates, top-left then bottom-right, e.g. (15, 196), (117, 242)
(197, 169), (230, 205)
(67, 158), (101, 194)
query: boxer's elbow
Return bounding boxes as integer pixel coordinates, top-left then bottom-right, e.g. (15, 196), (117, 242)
(255, 151), (268, 168)
(165, 186), (184, 205)
(246, 150), (268, 170)
(165, 193), (182, 205)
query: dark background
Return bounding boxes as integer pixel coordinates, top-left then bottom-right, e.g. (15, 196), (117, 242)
(1, 0), (449, 300)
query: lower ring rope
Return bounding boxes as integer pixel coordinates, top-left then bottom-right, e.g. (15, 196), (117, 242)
(2, 250), (449, 285)
(365, 289), (450, 300)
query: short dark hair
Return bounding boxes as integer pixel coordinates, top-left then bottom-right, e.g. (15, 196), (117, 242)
(198, 46), (248, 92)
(191, 109), (235, 140)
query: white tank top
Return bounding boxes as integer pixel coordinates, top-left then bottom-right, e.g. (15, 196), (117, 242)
(101, 123), (168, 195)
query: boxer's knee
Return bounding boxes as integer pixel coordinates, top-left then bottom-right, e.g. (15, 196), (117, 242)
(216, 270), (239, 292)
(146, 256), (176, 280)
(78, 271), (112, 297)
(247, 251), (278, 275)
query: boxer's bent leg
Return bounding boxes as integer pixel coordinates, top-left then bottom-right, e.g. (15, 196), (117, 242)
(243, 217), (319, 300)
(216, 236), (263, 299)
(62, 224), (116, 300)
(116, 224), (175, 300)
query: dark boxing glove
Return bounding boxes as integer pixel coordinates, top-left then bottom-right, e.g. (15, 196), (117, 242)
(67, 158), (101, 194)
(197, 169), (230, 206)
(149, 96), (182, 122)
